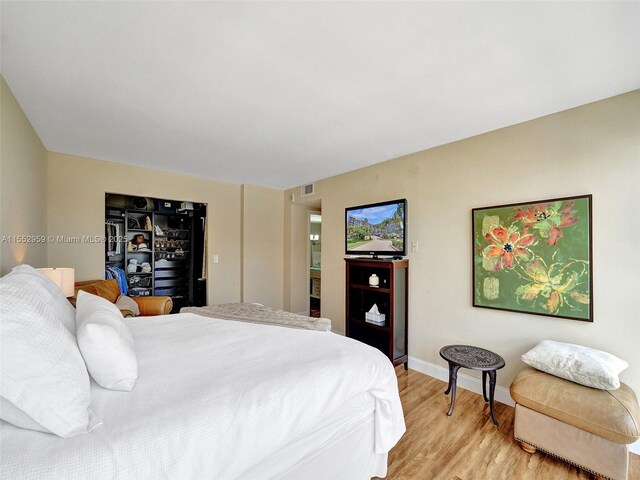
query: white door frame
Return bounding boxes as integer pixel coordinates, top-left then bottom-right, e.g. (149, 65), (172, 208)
(307, 209), (321, 316)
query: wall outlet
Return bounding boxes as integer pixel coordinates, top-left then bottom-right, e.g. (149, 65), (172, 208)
(213, 255), (219, 264)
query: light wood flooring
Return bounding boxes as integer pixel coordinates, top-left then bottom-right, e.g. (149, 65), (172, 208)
(387, 367), (640, 480)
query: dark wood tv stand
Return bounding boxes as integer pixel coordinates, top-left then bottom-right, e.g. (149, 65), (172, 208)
(345, 258), (408, 368)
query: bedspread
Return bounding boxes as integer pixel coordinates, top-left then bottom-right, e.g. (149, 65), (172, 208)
(181, 302), (332, 331)
(0, 313), (405, 479)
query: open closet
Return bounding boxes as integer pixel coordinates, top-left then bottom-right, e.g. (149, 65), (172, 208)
(105, 193), (207, 311)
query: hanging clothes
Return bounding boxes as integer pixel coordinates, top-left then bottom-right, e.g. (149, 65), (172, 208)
(105, 220), (123, 256)
(105, 266), (128, 295)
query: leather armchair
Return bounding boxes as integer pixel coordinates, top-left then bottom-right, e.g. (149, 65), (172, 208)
(72, 279), (173, 316)
(132, 295), (173, 316)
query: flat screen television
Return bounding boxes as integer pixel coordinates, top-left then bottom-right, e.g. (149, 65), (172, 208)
(345, 199), (406, 257)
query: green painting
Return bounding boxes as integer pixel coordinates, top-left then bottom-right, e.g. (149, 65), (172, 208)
(472, 195), (592, 322)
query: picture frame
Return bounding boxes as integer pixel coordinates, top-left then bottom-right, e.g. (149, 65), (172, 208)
(472, 194), (593, 322)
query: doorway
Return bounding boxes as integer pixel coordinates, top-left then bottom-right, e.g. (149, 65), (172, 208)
(309, 211), (321, 317)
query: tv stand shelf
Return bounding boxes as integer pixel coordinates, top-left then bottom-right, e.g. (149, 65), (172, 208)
(350, 317), (391, 332)
(350, 284), (391, 294)
(345, 258), (408, 368)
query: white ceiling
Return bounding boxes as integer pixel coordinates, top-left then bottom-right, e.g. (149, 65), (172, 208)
(2, 2), (639, 189)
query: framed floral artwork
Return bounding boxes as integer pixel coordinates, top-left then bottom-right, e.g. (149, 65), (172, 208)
(472, 194), (592, 322)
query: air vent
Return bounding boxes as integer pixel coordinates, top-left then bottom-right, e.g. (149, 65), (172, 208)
(301, 183), (314, 196)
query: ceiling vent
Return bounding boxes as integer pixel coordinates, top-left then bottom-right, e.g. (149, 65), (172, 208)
(301, 183), (315, 196)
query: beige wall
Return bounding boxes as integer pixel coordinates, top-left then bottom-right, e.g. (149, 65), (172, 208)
(242, 184), (284, 308)
(0, 77), (48, 274)
(47, 152), (282, 306)
(285, 90), (640, 392)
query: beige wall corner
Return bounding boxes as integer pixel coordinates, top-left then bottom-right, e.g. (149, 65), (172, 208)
(46, 152), (243, 304)
(242, 184), (284, 309)
(0, 76), (48, 275)
(284, 90), (640, 392)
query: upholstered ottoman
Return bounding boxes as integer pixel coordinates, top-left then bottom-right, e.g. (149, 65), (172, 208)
(510, 366), (640, 480)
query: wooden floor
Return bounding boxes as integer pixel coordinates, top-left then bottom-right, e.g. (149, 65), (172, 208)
(387, 368), (640, 480)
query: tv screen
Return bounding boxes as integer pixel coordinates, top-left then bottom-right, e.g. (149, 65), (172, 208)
(345, 199), (406, 257)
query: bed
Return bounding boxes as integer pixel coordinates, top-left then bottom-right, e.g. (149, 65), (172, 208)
(1, 311), (406, 479)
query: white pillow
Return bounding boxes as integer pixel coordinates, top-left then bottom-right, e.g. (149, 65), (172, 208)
(522, 340), (628, 390)
(0, 266), (94, 437)
(76, 291), (138, 391)
(10, 264), (77, 334)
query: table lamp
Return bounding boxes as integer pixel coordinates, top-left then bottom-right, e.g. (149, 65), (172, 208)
(37, 267), (75, 297)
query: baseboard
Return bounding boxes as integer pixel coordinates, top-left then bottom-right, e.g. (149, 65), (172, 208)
(407, 355), (515, 407)
(407, 356), (640, 455)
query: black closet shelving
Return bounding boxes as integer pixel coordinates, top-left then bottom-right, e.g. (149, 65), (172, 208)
(105, 206), (126, 273)
(153, 211), (191, 306)
(105, 194), (207, 311)
(125, 209), (155, 297)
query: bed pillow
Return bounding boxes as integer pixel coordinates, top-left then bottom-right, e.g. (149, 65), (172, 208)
(0, 266), (93, 437)
(76, 291), (138, 391)
(521, 340), (628, 390)
(10, 264), (77, 334)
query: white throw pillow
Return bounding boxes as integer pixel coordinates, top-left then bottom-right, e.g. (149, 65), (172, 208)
(521, 340), (628, 390)
(0, 266), (93, 437)
(76, 291), (138, 391)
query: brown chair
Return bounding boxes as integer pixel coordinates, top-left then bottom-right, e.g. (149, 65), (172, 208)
(72, 279), (172, 316)
(510, 366), (640, 480)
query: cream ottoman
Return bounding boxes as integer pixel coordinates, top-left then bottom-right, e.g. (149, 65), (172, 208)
(510, 366), (640, 480)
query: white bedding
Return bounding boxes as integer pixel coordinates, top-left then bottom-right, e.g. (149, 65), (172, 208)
(1, 313), (405, 479)
(244, 391), (385, 479)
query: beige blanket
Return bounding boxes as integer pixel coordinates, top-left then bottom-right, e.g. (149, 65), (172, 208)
(180, 303), (332, 332)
